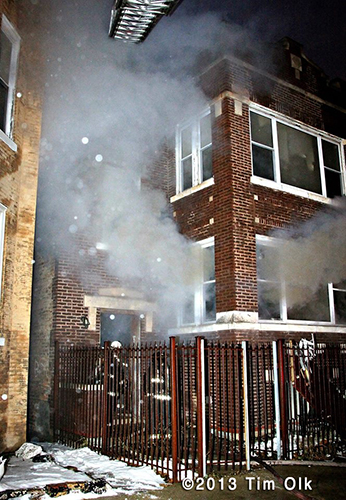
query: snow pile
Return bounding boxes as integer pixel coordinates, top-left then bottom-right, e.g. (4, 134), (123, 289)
(45, 444), (165, 492)
(15, 443), (43, 460)
(0, 457), (6, 481)
(0, 456), (91, 491)
(0, 443), (165, 498)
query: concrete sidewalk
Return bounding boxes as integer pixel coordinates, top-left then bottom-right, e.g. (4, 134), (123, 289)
(100, 463), (346, 500)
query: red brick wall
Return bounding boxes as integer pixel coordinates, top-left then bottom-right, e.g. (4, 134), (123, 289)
(51, 238), (122, 346)
(169, 54), (346, 339)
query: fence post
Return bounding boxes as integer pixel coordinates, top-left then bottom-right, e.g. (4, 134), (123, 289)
(272, 341), (282, 459)
(102, 341), (110, 455)
(241, 341), (251, 470)
(196, 336), (206, 478)
(53, 341), (60, 441)
(170, 337), (178, 483)
(277, 339), (288, 458)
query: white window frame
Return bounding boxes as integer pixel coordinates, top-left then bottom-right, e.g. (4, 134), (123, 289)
(0, 15), (20, 142)
(0, 203), (6, 298)
(256, 234), (345, 325)
(250, 104), (345, 201)
(179, 236), (216, 326)
(176, 108), (213, 195)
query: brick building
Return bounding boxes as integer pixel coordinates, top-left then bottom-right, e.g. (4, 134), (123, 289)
(0, 1), (43, 451)
(167, 38), (346, 343)
(29, 37), (346, 439)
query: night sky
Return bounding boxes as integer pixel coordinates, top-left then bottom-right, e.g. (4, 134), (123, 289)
(170, 0), (346, 81)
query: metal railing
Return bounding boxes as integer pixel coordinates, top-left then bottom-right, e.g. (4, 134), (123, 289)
(279, 340), (346, 459)
(54, 338), (346, 481)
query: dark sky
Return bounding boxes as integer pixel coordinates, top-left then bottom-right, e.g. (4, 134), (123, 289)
(172, 0), (346, 81)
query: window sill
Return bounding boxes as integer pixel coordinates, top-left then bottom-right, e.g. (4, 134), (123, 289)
(251, 176), (333, 204)
(170, 177), (214, 202)
(169, 321), (346, 335)
(257, 321), (346, 333)
(0, 130), (17, 152)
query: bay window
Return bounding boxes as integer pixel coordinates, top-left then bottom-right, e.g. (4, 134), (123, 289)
(256, 235), (346, 324)
(250, 109), (344, 198)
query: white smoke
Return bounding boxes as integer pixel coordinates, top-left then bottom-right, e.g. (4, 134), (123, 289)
(34, 2), (244, 325)
(263, 200), (346, 309)
(29, 0), (292, 326)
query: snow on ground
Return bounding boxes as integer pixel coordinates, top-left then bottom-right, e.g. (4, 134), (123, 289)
(0, 455), (91, 491)
(45, 443), (165, 491)
(0, 443), (165, 499)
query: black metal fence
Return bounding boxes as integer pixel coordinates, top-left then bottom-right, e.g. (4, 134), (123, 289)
(279, 340), (346, 459)
(54, 338), (346, 481)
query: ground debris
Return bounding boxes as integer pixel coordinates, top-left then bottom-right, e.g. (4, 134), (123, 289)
(0, 479), (108, 499)
(0, 488), (45, 500)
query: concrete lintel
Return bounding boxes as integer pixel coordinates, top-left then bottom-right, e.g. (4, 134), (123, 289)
(98, 287), (145, 299)
(84, 294), (157, 312)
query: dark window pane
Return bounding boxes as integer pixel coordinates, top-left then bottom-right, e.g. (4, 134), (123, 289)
(182, 296), (195, 324)
(325, 168), (342, 198)
(334, 290), (346, 324)
(278, 123), (322, 194)
(256, 243), (280, 281)
(0, 81), (7, 131)
(200, 113), (211, 148)
(252, 144), (274, 180)
(287, 286), (329, 321)
(202, 145), (212, 181)
(322, 140), (340, 171)
(0, 31), (12, 84)
(258, 281), (281, 320)
(100, 313), (134, 346)
(182, 156), (192, 190)
(250, 112), (273, 147)
(181, 126), (192, 158)
(204, 282), (216, 321)
(203, 245), (215, 282)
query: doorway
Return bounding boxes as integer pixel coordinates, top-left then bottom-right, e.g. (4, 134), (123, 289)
(100, 312), (139, 346)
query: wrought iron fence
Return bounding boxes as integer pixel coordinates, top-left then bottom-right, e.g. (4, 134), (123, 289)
(247, 343), (276, 459)
(54, 338), (346, 482)
(280, 340), (346, 459)
(205, 342), (245, 472)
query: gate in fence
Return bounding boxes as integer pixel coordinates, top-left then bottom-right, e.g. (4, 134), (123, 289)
(54, 338), (346, 481)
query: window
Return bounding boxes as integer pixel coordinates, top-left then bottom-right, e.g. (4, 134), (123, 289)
(0, 16), (20, 137)
(176, 109), (212, 193)
(256, 236), (346, 324)
(0, 204), (6, 297)
(332, 281), (346, 324)
(181, 238), (216, 325)
(250, 109), (344, 198)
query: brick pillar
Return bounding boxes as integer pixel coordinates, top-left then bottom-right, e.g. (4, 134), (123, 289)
(214, 96), (257, 316)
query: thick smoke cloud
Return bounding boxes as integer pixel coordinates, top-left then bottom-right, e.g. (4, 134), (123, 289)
(34, 0), (267, 324)
(32, 0), (345, 328)
(261, 200), (346, 311)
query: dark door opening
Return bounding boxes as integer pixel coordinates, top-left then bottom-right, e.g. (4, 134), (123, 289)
(100, 312), (139, 346)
